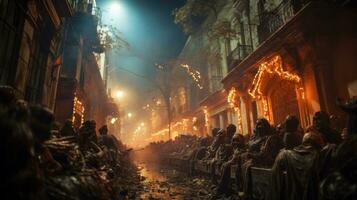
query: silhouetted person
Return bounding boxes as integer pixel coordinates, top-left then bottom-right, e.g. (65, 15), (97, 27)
(241, 118), (282, 198)
(311, 111), (341, 145)
(320, 98), (357, 200)
(59, 119), (76, 137)
(216, 134), (246, 195)
(99, 125), (118, 150)
(226, 124), (236, 143)
(271, 130), (324, 200)
(282, 115), (302, 149)
(205, 128), (225, 160)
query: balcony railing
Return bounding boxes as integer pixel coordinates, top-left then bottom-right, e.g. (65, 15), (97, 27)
(227, 44), (253, 72)
(258, 0), (304, 43)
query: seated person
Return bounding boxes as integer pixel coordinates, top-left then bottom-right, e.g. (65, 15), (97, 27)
(320, 97), (357, 200)
(209, 125), (236, 182)
(240, 118), (283, 198)
(216, 134), (247, 195)
(282, 115), (302, 149)
(204, 128), (223, 160)
(309, 111), (342, 145)
(271, 130), (324, 200)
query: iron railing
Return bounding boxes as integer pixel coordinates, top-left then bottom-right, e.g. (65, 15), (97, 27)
(258, 0), (304, 42)
(227, 44), (253, 71)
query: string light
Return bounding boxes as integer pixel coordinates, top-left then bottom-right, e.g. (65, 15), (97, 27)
(248, 55), (301, 99)
(262, 97), (270, 121)
(227, 88), (243, 132)
(72, 95), (85, 125)
(180, 64), (203, 89)
(203, 106), (209, 128)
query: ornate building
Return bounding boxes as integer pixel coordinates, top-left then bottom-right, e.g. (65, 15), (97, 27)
(152, 0), (357, 140)
(222, 0), (357, 134)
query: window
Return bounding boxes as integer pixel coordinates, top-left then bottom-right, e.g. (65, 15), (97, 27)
(0, 0), (26, 84)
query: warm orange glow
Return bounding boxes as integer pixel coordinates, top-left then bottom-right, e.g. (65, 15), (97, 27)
(248, 55), (301, 99)
(72, 95), (85, 124)
(203, 106), (209, 128)
(114, 90), (124, 98)
(180, 64), (203, 89)
(110, 117), (118, 124)
(227, 88), (243, 133)
(127, 112), (132, 118)
(262, 97), (270, 121)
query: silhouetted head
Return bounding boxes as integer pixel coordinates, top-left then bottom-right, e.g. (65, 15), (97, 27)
(232, 134), (245, 149)
(99, 125), (108, 135)
(303, 130), (325, 149)
(226, 124), (236, 139)
(313, 111), (330, 131)
(284, 115), (299, 132)
(254, 118), (271, 137)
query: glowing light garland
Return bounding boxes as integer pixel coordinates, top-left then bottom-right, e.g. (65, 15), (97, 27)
(262, 97), (270, 121)
(72, 95), (85, 125)
(248, 55), (301, 99)
(203, 106), (209, 128)
(180, 64), (203, 89)
(227, 88), (243, 132)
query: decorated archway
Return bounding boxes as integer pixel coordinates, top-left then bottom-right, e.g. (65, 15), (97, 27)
(247, 55), (305, 124)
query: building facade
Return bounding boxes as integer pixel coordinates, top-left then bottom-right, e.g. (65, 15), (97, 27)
(222, 0), (357, 134)
(151, 0), (357, 140)
(54, 0), (118, 130)
(0, 0), (67, 110)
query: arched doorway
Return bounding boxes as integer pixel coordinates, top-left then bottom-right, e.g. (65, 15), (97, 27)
(269, 81), (300, 124)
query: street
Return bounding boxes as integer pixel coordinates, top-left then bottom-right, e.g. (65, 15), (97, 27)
(135, 160), (217, 200)
(1, 0), (357, 199)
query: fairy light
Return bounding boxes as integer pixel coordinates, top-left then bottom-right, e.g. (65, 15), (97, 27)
(180, 64), (203, 89)
(227, 88), (243, 132)
(228, 87), (238, 107)
(203, 106), (209, 128)
(72, 95), (85, 125)
(262, 97), (270, 121)
(248, 55), (301, 99)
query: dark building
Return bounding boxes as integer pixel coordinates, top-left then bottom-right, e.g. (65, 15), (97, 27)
(54, 0), (118, 129)
(0, 0), (66, 109)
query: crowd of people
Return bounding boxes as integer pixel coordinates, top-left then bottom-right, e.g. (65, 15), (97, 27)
(0, 85), (140, 200)
(146, 98), (357, 200)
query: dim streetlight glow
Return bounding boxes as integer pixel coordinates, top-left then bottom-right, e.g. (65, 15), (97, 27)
(127, 112), (132, 118)
(141, 122), (145, 126)
(110, 117), (118, 124)
(114, 90), (124, 98)
(110, 2), (122, 13)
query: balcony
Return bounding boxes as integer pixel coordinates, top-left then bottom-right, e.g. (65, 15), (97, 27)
(227, 44), (253, 72)
(258, 0), (304, 43)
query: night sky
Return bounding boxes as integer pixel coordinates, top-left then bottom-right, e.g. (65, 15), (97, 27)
(96, 0), (187, 132)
